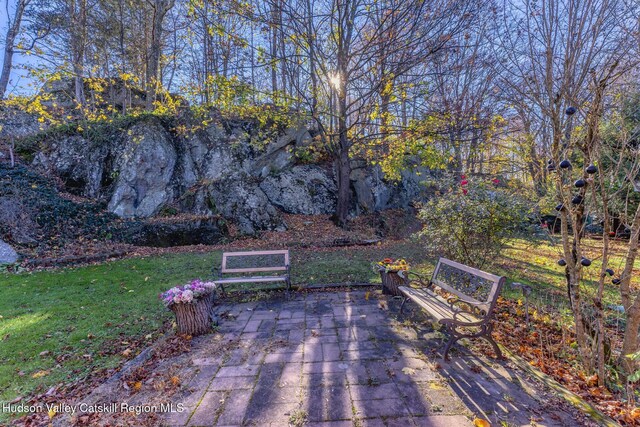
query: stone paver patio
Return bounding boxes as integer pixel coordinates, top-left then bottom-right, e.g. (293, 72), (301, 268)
(159, 290), (582, 427)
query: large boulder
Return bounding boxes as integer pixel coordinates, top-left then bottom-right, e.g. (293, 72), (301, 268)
(260, 165), (337, 215)
(251, 127), (312, 177)
(0, 239), (19, 264)
(33, 135), (106, 197)
(350, 164), (432, 213)
(0, 106), (42, 141)
(107, 121), (177, 217)
(208, 174), (284, 234)
(40, 77), (148, 111)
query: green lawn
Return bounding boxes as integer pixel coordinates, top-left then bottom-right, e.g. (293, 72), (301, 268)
(0, 242), (426, 415)
(498, 237), (638, 309)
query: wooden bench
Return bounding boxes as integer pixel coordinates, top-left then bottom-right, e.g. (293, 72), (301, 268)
(398, 257), (505, 360)
(212, 250), (291, 294)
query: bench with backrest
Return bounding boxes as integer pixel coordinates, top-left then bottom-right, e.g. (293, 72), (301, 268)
(213, 250), (291, 294)
(398, 257), (505, 360)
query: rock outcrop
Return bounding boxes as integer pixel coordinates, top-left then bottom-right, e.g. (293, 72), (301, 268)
(107, 121), (177, 217)
(30, 112), (433, 234)
(0, 239), (18, 264)
(260, 165), (337, 215)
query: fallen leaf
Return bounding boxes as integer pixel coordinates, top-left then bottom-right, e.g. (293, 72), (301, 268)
(428, 382), (445, 390)
(121, 348), (133, 357)
(474, 418), (491, 427)
(401, 367), (416, 375)
(133, 381), (142, 391)
(32, 370), (50, 379)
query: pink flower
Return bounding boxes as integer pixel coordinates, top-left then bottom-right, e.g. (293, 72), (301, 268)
(461, 175), (466, 179)
(462, 188), (468, 195)
(492, 178), (500, 185)
(461, 180), (468, 186)
(541, 223), (548, 228)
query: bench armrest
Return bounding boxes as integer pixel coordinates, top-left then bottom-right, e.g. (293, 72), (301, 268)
(406, 271), (432, 289)
(446, 297), (487, 316)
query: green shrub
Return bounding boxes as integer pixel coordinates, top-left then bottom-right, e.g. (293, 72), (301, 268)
(415, 177), (532, 269)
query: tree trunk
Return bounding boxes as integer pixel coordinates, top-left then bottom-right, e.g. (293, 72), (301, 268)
(334, 77), (351, 227)
(334, 143), (351, 227)
(0, 0), (28, 99)
(70, 0), (87, 107)
(305, 0), (317, 119)
(146, 0), (175, 110)
(171, 296), (213, 336)
(270, 2), (278, 99)
(620, 202), (640, 375)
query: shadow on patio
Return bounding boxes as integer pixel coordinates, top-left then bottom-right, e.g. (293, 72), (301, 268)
(162, 289), (579, 426)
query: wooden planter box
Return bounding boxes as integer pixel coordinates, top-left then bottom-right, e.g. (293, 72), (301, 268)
(170, 293), (214, 336)
(379, 270), (407, 296)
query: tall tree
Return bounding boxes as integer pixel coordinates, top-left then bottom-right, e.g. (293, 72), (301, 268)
(0, 0), (32, 99)
(145, 0), (175, 109)
(497, 0), (639, 381)
(282, 0), (476, 226)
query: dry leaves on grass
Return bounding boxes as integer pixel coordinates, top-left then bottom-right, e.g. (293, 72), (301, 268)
(490, 298), (640, 425)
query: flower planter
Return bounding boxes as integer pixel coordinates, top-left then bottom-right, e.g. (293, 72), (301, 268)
(379, 270), (407, 296)
(170, 293), (214, 336)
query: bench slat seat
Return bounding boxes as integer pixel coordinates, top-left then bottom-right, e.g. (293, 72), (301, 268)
(397, 286), (479, 324)
(398, 257), (505, 359)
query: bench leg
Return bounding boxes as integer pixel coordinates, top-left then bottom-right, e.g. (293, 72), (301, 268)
(442, 334), (462, 360)
(442, 323), (502, 360)
(399, 297), (409, 314)
(217, 283), (226, 299)
(482, 323), (503, 359)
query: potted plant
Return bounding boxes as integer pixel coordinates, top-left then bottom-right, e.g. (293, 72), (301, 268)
(160, 280), (217, 336)
(373, 258), (409, 296)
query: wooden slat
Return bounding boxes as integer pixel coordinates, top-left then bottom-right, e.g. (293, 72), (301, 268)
(398, 286), (479, 324)
(215, 276), (288, 284)
(437, 257), (502, 282)
(222, 266), (287, 273)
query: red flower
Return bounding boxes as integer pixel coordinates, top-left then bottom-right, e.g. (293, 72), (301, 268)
(492, 178), (500, 184)
(461, 180), (468, 186)
(462, 188), (468, 195)
(461, 175), (466, 179)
